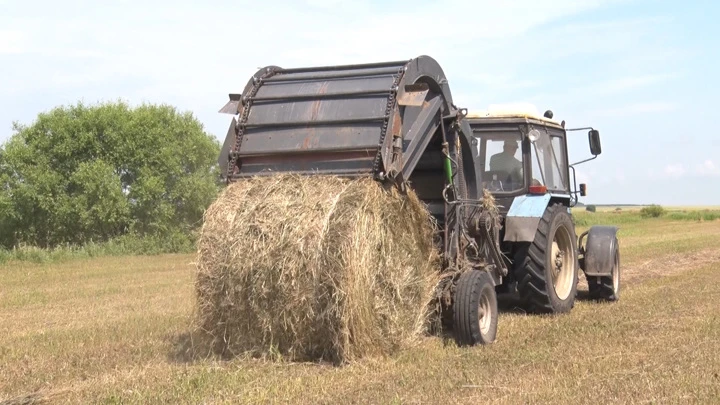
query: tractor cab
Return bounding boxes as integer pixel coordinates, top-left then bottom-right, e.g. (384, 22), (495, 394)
(465, 105), (600, 213)
(461, 105), (615, 316)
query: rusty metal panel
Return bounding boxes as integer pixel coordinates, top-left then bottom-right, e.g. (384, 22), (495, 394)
(231, 150), (376, 177)
(256, 76), (394, 99)
(400, 96), (443, 179)
(278, 59), (410, 74)
(218, 93), (242, 114)
(238, 125), (382, 156)
(265, 66), (403, 82)
(246, 96), (388, 127)
(218, 117), (237, 175)
(398, 83), (430, 106)
(221, 56), (471, 184)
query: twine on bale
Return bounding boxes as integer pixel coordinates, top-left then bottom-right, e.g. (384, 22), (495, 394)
(193, 174), (442, 364)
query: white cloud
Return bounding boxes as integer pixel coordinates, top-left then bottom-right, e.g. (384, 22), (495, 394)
(664, 163), (686, 178)
(0, 29), (24, 54)
(1, 0), (638, 135)
(465, 73), (540, 91)
(578, 73), (678, 96)
(305, 0), (355, 8)
(574, 168), (592, 185)
(590, 102), (678, 117)
(696, 159), (720, 177)
(615, 168), (627, 183)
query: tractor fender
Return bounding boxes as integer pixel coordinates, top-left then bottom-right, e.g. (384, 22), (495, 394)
(503, 194), (552, 242)
(580, 225), (619, 277)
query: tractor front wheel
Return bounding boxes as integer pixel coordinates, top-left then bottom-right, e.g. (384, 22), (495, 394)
(587, 245), (621, 301)
(453, 270), (498, 346)
(514, 203), (579, 314)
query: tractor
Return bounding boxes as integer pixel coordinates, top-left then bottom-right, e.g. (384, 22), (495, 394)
(217, 55), (621, 347)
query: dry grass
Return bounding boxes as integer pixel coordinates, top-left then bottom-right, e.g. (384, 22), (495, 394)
(1, 212), (720, 404)
(193, 174), (441, 364)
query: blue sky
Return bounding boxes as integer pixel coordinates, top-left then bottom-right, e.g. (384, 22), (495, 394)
(2, 0), (718, 205)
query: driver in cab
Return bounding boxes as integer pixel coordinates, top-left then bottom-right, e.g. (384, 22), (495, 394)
(489, 140), (523, 184)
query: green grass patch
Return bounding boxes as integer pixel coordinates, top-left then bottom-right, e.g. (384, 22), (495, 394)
(0, 232), (196, 265)
(573, 207), (720, 228)
(572, 210), (644, 227)
(666, 210), (720, 221)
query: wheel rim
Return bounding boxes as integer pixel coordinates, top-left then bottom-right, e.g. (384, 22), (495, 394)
(551, 225), (574, 300)
(479, 290), (492, 336)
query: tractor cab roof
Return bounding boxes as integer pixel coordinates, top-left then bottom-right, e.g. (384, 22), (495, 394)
(464, 104), (565, 131)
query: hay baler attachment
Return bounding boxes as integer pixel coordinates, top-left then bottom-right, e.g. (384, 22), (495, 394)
(219, 55), (506, 349)
(218, 56), (480, 198)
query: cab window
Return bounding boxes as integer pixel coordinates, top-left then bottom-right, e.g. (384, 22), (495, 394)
(477, 132), (524, 193)
(528, 128), (567, 191)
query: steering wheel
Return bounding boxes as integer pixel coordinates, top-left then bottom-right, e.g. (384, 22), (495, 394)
(483, 170), (514, 191)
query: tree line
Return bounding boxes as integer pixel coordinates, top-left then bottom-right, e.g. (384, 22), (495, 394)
(0, 101), (222, 251)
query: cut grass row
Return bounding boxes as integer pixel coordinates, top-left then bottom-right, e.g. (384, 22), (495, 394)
(1, 216), (720, 403)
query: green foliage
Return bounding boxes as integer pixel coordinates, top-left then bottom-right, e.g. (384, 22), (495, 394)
(572, 210), (644, 228)
(572, 215), (590, 227)
(0, 100), (221, 249)
(640, 204), (666, 218)
(0, 232), (196, 265)
(573, 207), (720, 231)
(666, 210), (720, 221)
(585, 205), (597, 212)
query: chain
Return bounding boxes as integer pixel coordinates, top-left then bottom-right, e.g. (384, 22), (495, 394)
(226, 67), (279, 181)
(372, 66), (406, 180)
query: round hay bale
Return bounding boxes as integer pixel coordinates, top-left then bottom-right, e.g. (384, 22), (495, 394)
(194, 174), (441, 364)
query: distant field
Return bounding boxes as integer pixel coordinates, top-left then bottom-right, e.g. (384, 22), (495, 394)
(586, 205), (720, 212)
(2, 211), (720, 404)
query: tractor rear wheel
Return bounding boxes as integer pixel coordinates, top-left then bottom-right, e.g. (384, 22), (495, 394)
(453, 270), (498, 346)
(514, 203), (578, 314)
(587, 246), (621, 301)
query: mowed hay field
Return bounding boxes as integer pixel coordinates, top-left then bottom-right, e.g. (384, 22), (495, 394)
(2, 211), (720, 404)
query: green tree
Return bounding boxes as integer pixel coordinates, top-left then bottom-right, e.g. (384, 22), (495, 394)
(0, 100), (221, 249)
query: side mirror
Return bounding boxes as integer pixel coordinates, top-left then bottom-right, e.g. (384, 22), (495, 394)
(579, 183), (587, 197)
(589, 129), (602, 155)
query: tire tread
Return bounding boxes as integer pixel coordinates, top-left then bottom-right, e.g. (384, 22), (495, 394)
(514, 203), (578, 314)
(453, 270), (498, 346)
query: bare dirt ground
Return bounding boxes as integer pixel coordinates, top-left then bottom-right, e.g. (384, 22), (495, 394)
(1, 214), (719, 404)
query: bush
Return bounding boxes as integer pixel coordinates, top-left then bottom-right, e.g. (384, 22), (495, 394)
(586, 205), (597, 212)
(640, 204), (665, 218)
(0, 100), (221, 250)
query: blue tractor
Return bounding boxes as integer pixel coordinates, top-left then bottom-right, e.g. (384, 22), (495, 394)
(460, 107), (620, 341)
(218, 55), (621, 347)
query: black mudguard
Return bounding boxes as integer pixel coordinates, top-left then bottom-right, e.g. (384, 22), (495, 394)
(579, 225), (619, 277)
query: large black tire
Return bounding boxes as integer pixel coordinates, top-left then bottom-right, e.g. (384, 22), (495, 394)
(514, 203), (579, 314)
(587, 244), (621, 301)
(453, 270), (498, 346)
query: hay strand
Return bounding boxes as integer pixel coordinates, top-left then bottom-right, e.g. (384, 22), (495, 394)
(194, 174), (441, 364)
